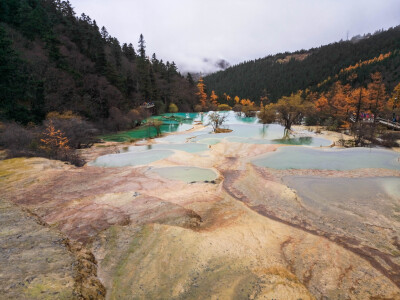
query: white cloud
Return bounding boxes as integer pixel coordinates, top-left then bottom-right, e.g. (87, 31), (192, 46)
(72, 0), (400, 73)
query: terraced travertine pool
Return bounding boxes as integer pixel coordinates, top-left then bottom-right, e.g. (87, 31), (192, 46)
(102, 111), (331, 145)
(89, 150), (174, 167)
(252, 146), (400, 170)
(4, 111), (400, 299)
(149, 166), (218, 183)
(93, 111), (334, 171)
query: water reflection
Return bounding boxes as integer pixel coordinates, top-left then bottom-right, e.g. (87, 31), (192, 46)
(259, 124), (268, 139)
(272, 136), (313, 145)
(101, 111), (331, 147)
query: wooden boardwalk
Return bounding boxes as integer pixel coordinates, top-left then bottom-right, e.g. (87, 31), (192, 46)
(349, 116), (400, 130)
(376, 117), (400, 130)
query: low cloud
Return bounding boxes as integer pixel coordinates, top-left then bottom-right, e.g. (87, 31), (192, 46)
(72, 0), (400, 73)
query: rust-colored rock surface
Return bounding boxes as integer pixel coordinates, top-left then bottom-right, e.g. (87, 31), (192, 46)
(1, 134), (400, 299)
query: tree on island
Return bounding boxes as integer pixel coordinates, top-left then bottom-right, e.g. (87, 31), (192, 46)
(208, 112), (227, 132)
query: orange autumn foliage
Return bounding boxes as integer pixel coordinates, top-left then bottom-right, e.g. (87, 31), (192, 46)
(340, 52), (392, 74)
(40, 121), (70, 155)
(210, 90), (219, 105)
(388, 82), (400, 113)
(196, 77), (208, 108)
(240, 99), (255, 106)
(315, 95), (329, 114)
(366, 72), (387, 117)
(315, 82), (352, 120)
(314, 73), (390, 124)
(222, 93), (232, 105)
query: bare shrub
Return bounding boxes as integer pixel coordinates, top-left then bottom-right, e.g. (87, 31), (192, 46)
(0, 123), (37, 157)
(46, 114), (98, 149)
(208, 112), (228, 132)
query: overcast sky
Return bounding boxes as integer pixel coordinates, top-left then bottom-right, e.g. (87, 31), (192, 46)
(72, 0), (400, 74)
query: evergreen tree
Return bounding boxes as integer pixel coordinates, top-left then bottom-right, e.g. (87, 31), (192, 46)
(0, 26), (29, 123)
(100, 26), (109, 40)
(122, 43), (136, 61)
(125, 70), (136, 97)
(0, 0), (198, 122)
(138, 33), (146, 59)
(31, 81), (46, 123)
(187, 73), (195, 86)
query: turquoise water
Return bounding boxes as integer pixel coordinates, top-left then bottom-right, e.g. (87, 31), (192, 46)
(196, 138), (222, 145)
(93, 111), (335, 168)
(102, 111), (332, 146)
(89, 143), (208, 167)
(156, 129), (210, 143)
(101, 113), (200, 142)
(149, 166), (218, 182)
(252, 147), (400, 170)
(89, 150), (174, 167)
(127, 143), (209, 153)
(101, 123), (193, 142)
(191, 123), (331, 147)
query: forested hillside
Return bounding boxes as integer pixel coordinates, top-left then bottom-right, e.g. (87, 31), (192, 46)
(204, 26), (400, 103)
(0, 0), (197, 125)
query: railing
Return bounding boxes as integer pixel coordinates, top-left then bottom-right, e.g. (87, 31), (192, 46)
(349, 115), (374, 123)
(376, 117), (400, 129)
(349, 115), (400, 129)
(141, 103), (155, 109)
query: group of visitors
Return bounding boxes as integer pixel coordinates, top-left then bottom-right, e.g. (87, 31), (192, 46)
(142, 101), (154, 107)
(351, 112), (400, 123)
(351, 112), (375, 122)
(358, 112), (375, 121)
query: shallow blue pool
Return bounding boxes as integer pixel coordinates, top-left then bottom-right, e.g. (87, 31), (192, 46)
(252, 147), (400, 170)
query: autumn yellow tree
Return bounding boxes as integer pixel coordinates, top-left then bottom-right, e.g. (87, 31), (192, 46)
(314, 81), (353, 124)
(388, 83), (400, 117)
(257, 103), (276, 124)
(240, 98), (257, 117)
(196, 77), (208, 109)
(367, 72), (387, 120)
(40, 120), (70, 157)
(348, 87), (368, 122)
(210, 90), (219, 106)
(168, 103), (178, 113)
(217, 104), (232, 111)
(240, 99), (254, 106)
(329, 82), (352, 120)
(262, 92), (313, 130)
(223, 93), (232, 105)
(315, 94), (330, 118)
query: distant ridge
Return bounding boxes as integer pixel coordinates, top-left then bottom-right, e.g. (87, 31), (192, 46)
(204, 26), (400, 103)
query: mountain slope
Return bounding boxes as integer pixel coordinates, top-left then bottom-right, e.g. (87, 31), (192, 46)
(204, 26), (400, 103)
(0, 0), (197, 125)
